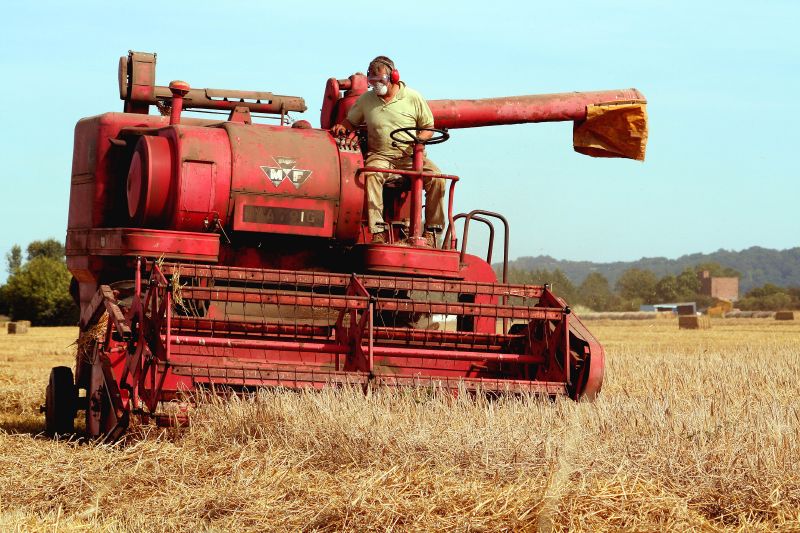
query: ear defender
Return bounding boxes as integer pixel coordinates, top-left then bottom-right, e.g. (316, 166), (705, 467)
(379, 58), (400, 84)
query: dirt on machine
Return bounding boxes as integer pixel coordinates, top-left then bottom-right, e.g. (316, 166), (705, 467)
(44, 51), (648, 439)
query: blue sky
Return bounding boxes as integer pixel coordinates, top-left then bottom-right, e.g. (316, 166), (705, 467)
(1, 0), (798, 281)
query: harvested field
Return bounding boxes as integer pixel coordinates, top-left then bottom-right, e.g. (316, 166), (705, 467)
(1, 319), (799, 531)
(579, 311), (673, 320)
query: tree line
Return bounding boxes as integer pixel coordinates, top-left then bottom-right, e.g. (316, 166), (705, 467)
(507, 246), (800, 294)
(0, 239), (78, 325)
(506, 262), (800, 312)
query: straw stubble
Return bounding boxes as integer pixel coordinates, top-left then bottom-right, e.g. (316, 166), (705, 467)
(0, 319), (798, 531)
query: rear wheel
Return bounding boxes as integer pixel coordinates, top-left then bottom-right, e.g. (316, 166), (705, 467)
(45, 366), (77, 435)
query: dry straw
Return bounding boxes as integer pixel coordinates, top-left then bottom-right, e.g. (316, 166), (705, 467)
(1, 319), (799, 531)
(72, 313), (108, 364)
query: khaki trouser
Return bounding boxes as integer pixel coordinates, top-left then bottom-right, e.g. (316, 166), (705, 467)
(365, 153), (446, 234)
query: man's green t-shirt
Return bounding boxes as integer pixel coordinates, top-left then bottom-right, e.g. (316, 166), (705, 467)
(346, 82), (434, 158)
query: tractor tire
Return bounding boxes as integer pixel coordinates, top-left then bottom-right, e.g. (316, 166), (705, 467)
(45, 366), (77, 436)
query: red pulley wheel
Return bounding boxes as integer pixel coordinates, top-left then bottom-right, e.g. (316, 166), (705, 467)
(126, 136), (173, 224)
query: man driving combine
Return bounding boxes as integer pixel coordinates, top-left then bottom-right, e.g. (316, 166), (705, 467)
(331, 56), (445, 246)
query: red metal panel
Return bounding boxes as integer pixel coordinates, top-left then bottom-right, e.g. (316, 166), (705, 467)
(232, 194), (335, 237)
(223, 122), (340, 197)
(220, 122), (351, 238)
(162, 125), (232, 232)
(66, 228), (219, 262)
(180, 161), (215, 213)
(335, 148), (365, 242)
(126, 52), (157, 108)
(360, 245), (462, 277)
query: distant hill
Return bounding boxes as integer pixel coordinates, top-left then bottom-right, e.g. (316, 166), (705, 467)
(505, 246), (800, 294)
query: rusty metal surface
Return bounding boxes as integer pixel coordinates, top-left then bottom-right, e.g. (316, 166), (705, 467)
(119, 51), (306, 115)
(66, 228), (220, 261)
(428, 89), (646, 128)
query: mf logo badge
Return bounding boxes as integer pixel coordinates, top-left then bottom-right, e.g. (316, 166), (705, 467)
(260, 157), (312, 189)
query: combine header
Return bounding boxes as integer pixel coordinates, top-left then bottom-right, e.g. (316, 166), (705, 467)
(46, 51), (647, 438)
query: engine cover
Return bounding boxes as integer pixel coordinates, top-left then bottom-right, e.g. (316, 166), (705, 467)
(125, 122), (364, 241)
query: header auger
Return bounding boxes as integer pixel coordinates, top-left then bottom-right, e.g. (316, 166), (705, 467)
(47, 51), (646, 438)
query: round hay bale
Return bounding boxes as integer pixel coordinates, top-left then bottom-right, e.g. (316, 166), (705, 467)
(775, 310), (795, 321)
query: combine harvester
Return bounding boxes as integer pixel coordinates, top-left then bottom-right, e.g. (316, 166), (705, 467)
(45, 51), (647, 438)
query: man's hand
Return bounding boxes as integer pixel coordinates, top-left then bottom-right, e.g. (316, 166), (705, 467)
(331, 123), (349, 137)
(331, 120), (360, 150)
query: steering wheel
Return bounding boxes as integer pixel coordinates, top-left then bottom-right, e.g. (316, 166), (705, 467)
(389, 127), (450, 146)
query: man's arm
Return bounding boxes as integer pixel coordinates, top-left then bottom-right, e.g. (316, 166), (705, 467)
(417, 129), (434, 141)
(416, 92), (436, 142)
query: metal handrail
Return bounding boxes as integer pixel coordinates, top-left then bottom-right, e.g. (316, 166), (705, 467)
(443, 214), (495, 264)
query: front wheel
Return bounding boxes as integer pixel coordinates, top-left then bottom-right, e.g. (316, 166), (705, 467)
(45, 366), (77, 436)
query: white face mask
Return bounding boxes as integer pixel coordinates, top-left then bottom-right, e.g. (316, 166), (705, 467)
(372, 83), (388, 96)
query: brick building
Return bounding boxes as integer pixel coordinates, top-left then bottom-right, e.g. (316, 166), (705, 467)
(698, 270), (739, 301)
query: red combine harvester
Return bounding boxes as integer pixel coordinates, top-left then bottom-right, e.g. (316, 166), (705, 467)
(46, 51), (647, 438)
